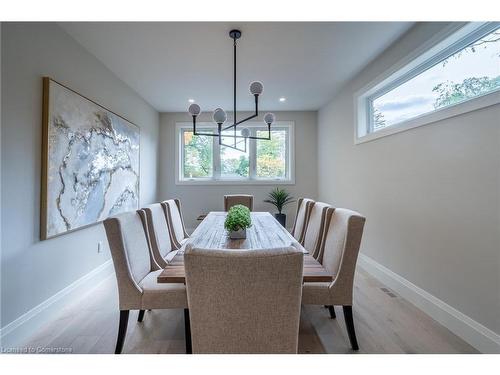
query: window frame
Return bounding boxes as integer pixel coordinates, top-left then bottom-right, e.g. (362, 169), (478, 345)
(175, 121), (295, 185)
(355, 22), (500, 144)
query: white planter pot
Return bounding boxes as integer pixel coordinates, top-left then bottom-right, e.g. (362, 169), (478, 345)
(229, 228), (246, 239)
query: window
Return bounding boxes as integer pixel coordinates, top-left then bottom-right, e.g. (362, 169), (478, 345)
(356, 22), (500, 143)
(182, 129), (213, 179)
(176, 122), (294, 184)
(256, 129), (287, 179)
(220, 130), (250, 179)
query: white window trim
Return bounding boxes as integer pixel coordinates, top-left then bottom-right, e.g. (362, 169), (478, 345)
(175, 121), (295, 185)
(354, 22), (500, 145)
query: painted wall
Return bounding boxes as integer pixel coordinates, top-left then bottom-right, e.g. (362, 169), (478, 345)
(318, 22), (500, 334)
(0, 23), (3, 331)
(0, 23), (160, 328)
(159, 111), (318, 230)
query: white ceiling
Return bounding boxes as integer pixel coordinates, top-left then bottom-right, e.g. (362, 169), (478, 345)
(59, 22), (414, 112)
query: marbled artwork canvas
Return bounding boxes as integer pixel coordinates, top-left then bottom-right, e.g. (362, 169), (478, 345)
(41, 78), (140, 239)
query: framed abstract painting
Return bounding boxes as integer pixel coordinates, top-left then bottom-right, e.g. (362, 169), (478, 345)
(41, 77), (140, 240)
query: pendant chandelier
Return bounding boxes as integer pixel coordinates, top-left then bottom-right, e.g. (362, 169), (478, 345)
(187, 29), (275, 152)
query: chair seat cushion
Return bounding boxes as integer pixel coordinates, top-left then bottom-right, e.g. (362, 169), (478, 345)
(301, 282), (331, 305)
(139, 270), (188, 309)
(164, 250), (178, 263)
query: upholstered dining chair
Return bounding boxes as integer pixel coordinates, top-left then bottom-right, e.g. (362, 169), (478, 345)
(184, 244), (304, 353)
(103, 211), (188, 354)
(302, 202), (334, 259)
(223, 194), (253, 211)
(291, 198), (315, 244)
(141, 203), (178, 268)
(162, 199), (189, 249)
(301, 208), (366, 351)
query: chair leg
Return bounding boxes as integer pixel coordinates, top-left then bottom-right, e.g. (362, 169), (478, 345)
(343, 305), (359, 351)
(138, 309), (145, 322)
(184, 309), (192, 354)
(115, 310), (129, 354)
(327, 305), (336, 319)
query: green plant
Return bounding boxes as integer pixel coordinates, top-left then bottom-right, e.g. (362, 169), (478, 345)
(224, 205), (252, 232)
(264, 187), (295, 214)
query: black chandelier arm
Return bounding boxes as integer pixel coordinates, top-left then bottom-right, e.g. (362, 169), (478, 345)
(192, 115), (270, 141)
(233, 37), (237, 126)
(222, 94), (259, 131)
(220, 140), (247, 153)
(222, 124), (271, 141)
(192, 115), (220, 137)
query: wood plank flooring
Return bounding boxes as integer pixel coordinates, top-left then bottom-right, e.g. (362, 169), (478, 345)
(21, 267), (478, 354)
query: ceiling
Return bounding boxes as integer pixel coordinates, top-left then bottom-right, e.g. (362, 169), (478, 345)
(60, 22), (414, 112)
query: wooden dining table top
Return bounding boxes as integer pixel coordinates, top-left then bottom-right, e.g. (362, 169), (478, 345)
(157, 212), (334, 284)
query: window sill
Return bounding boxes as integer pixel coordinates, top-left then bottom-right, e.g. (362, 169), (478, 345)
(355, 89), (500, 145)
(175, 179), (295, 186)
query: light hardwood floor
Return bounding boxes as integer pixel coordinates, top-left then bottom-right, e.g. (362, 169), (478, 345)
(21, 267), (478, 354)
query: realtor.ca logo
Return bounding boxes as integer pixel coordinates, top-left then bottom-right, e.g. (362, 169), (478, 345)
(1, 346), (73, 354)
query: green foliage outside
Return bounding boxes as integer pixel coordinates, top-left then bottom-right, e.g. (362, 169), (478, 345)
(183, 131), (212, 178)
(373, 108), (386, 130)
(184, 128), (287, 179)
(256, 130), (286, 178)
(264, 187), (295, 214)
(432, 75), (500, 109)
(221, 153), (249, 177)
(432, 30), (500, 109)
(224, 205), (252, 232)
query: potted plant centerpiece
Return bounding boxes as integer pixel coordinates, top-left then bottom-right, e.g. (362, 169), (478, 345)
(264, 187), (295, 227)
(224, 204), (252, 239)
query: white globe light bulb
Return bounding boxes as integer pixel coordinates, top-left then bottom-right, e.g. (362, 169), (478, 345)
(213, 108), (227, 124)
(249, 81), (264, 96)
(264, 112), (275, 125)
(241, 128), (250, 138)
(188, 103), (201, 116)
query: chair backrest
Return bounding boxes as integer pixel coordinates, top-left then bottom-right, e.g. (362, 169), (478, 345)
(303, 202), (333, 258)
(184, 244), (304, 354)
(291, 198), (315, 243)
(319, 208), (366, 304)
(224, 194), (253, 211)
(142, 203), (175, 268)
(162, 199), (189, 249)
(103, 210), (154, 309)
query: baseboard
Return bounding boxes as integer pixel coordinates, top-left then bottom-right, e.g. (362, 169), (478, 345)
(358, 254), (500, 353)
(0, 259), (114, 348)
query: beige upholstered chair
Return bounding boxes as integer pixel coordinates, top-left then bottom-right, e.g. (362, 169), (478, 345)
(103, 211), (188, 354)
(224, 194), (253, 211)
(291, 198), (315, 244)
(162, 199), (189, 249)
(302, 202), (334, 259)
(141, 203), (178, 268)
(184, 244), (304, 353)
(301, 208), (366, 351)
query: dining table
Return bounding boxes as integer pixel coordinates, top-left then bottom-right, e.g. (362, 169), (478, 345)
(157, 211), (333, 284)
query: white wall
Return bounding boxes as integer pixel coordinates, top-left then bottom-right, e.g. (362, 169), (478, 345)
(0, 23), (3, 332)
(318, 22), (500, 336)
(159, 111), (318, 230)
(0, 23), (160, 329)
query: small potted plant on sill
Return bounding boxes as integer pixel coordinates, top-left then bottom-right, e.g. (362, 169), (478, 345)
(224, 204), (252, 239)
(264, 187), (295, 227)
